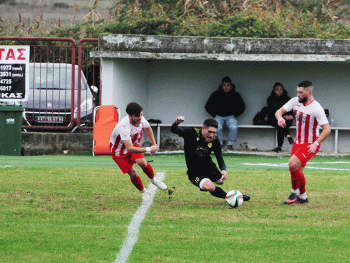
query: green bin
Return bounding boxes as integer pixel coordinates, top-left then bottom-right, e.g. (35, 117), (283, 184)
(0, 105), (24, 156)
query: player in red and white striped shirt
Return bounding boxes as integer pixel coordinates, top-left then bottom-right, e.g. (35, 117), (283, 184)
(110, 102), (167, 201)
(275, 81), (331, 204)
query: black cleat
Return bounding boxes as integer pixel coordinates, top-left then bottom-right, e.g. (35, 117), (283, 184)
(273, 147), (282, 153)
(243, 194), (250, 201)
(295, 197), (309, 204)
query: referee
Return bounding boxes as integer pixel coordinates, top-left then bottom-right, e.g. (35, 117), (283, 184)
(170, 116), (250, 203)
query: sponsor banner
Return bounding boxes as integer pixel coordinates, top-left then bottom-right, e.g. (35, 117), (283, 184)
(0, 46), (30, 101)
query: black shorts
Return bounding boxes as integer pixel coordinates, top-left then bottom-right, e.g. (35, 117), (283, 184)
(187, 164), (222, 189)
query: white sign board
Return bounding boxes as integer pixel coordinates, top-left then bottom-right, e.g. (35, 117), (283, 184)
(0, 46), (30, 101)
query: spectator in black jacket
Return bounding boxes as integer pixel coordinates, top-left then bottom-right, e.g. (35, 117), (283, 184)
(205, 76), (245, 150)
(267, 82), (294, 153)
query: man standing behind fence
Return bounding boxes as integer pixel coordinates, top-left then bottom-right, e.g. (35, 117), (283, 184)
(275, 80), (331, 204)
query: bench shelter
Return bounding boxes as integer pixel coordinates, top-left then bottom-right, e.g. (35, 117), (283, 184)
(92, 34), (350, 154)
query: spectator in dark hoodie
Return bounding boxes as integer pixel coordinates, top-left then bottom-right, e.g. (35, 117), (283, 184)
(205, 76), (245, 150)
(267, 82), (294, 153)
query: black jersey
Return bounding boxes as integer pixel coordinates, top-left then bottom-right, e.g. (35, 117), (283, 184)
(170, 122), (226, 173)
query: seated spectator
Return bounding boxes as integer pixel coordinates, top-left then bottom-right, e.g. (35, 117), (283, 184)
(205, 76), (245, 150)
(267, 82), (294, 152)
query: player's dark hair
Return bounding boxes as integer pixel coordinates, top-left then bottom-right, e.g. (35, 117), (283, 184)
(203, 118), (218, 129)
(298, 80), (313, 88)
(126, 102), (143, 116)
(222, 76), (232, 83)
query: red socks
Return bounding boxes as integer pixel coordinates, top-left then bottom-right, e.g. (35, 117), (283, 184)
(142, 163), (154, 180)
(290, 169), (301, 190)
(130, 163), (154, 192)
(290, 168), (306, 194)
(130, 176), (144, 191)
(299, 172), (306, 195)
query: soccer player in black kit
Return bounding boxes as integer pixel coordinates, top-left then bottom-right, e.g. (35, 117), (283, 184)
(171, 116), (250, 203)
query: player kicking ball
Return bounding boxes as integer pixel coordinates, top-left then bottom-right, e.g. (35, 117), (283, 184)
(275, 81), (331, 204)
(170, 116), (250, 204)
(110, 102), (167, 201)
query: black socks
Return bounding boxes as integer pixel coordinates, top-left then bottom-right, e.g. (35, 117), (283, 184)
(210, 186), (227, 199)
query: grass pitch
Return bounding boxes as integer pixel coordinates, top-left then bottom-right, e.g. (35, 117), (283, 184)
(0, 154), (349, 262)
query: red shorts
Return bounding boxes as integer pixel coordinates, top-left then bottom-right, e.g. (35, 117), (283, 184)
(291, 143), (320, 168)
(112, 152), (145, 174)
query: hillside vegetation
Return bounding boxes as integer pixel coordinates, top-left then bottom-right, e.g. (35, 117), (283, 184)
(1, 0), (350, 41)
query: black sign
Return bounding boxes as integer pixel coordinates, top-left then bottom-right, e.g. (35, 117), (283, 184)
(0, 64), (26, 100)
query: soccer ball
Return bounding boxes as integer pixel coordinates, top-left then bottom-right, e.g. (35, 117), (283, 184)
(225, 190), (244, 208)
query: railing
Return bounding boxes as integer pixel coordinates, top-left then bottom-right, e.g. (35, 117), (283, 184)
(0, 37), (100, 132)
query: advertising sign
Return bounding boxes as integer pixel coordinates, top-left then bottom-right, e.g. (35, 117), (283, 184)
(0, 46), (30, 101)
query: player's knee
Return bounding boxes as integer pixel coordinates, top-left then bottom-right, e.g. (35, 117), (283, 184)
(136, 158), (147, 168)
(128, 168), (138, 178)
(288, 160), (298, 171)
(200, 178), (215, 191)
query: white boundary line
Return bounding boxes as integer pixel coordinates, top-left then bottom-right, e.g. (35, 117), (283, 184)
(243, 163), (350, 171)
(115, 172), (165, 263)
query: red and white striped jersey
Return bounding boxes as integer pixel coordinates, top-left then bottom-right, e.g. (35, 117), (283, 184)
(109, 115), (150, 157)
(283, 97), (328, 144)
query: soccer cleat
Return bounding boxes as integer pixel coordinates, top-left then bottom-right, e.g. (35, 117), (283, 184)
(142, 191), (151, 201)
(287, 136), (294, 144)
(152, 178), (167, 191)
(295, 197), (309, 204)
(243, 194), (250, 201)
(273, 147), (282, 153)
(284, 192), (298, 204)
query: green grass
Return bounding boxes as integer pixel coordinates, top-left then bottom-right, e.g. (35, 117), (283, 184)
(1, 154), (350, 262)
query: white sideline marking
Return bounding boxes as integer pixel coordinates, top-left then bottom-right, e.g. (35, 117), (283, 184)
(243, 163), (350, 171)
(115, 172), (165, 263)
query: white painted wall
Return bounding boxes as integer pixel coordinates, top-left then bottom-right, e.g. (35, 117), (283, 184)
(101, 58), (350, 153)
(101, 58), (149, 119)
(146, 60), (350, 126)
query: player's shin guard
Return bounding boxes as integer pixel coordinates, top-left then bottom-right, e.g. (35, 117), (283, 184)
(290, 168), (302, 190)
(142, 163), (155, 179)
(130, 176), (144, 191)
(210, 186), (227, 199)
(299, 172), (306, 195)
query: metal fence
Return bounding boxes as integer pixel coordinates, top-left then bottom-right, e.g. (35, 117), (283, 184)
(0, 37), (99, 132)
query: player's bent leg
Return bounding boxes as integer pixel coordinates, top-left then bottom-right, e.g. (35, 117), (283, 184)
(200, 179), (226, 199)
(200, 178), (215, 192)
(135, 158), (167, 190)
(135, 157), (148, 169)
(128, 167), (149, 201)
(284, 155), (303, 204)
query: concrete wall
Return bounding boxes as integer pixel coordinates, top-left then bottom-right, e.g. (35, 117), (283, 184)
(21, 132), (93, 155)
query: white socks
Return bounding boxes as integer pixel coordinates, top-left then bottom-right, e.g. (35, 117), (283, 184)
(292, 189), (307, 200)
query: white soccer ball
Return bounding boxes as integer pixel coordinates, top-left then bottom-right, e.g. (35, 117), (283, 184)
(225, 190), (244, 208)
